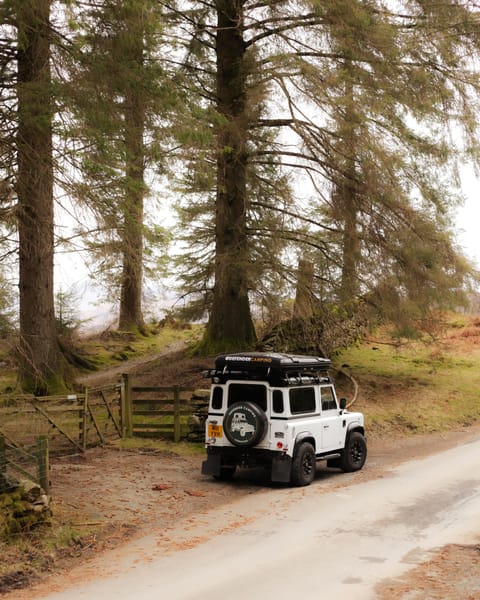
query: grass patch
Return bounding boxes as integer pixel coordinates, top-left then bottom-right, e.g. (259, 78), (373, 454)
(335, 325), (480, 437)
(77, 323), (203, 370)
(111, 436), (205, 456)
(0, 520), (96, 593)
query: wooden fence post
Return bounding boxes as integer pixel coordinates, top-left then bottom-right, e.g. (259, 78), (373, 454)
(0, 434), (5, 475)
(78, 395), (83, 448)
(119, 378), (125, 437)
(36, 435), (49, 495)
(79, 392), (88, 450)
(173, 385), (181, 443)
(122, 374), (133, 438)
(82, 392), (88, 451)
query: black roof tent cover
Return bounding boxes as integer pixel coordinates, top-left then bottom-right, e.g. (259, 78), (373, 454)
(209, 352), (332, 384)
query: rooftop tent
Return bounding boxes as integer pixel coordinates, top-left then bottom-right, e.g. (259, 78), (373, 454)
(207, 352), (332, 385)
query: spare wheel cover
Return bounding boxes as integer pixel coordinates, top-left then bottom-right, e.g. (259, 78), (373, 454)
(223, 401), (267, 447)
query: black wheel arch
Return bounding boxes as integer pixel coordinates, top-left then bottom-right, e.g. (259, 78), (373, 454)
(294, 432), (316, 453)
(347, 424), (365, 437)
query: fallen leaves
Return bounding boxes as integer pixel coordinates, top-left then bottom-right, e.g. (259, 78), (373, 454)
(151, 483), (173, 491)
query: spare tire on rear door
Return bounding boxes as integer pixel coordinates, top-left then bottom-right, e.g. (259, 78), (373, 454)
(223, 402), (267, 447)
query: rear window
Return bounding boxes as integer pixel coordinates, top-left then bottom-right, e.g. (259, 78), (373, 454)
(272, 390), (284, 413)
(228, 384), (267, 411)
(289, 387), (316, 414)
(211, 386), (223, 410)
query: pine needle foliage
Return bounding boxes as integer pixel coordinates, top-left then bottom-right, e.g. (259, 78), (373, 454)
(64, 0), (177, 330)
(169, 0), (480, 351)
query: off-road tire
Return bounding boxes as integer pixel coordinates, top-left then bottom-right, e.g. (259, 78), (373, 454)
(341, 431), (367, 472)
(291, 442), (316, 486)
(223, 401), (267, 447)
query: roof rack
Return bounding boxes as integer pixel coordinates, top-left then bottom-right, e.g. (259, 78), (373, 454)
(204, 352), (332, 386)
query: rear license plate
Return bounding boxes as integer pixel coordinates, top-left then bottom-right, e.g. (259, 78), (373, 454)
(208, 424), (223, 438)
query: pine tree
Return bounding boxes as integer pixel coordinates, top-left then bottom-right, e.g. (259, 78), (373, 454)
(16, 0), (63, 393)
(67, 0), (173, 332)
(173, 0), (480, 350)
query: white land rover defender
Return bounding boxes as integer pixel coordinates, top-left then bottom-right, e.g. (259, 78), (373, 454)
(201, 352), (366, 486)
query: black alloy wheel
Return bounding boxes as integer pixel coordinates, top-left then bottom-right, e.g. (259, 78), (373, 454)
(341, 431), (367, 472)
(291, 442), (316, 486)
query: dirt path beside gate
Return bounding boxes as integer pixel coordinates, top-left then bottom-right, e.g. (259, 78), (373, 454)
(76, 340), (190, 389)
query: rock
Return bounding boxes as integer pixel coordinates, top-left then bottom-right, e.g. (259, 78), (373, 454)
(186, 392), (209, 442)
(188, 415), (202, 428)
(0, 481), (51, 539)
(192, 389), (209, 400)
(0, 472), (18, 494)
(18, 479), (43, 502)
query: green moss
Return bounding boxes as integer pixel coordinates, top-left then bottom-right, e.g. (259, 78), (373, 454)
(19, 370), (69, 396)
(0, 490), (50, 542)
(79, 325), (200, 370)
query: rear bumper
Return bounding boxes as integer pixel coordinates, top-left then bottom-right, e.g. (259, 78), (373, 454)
(201, 446), (292, 483)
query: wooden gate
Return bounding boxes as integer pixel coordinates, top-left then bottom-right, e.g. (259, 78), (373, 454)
(121, 374), (195, 442)
(0, 385), (122, 454)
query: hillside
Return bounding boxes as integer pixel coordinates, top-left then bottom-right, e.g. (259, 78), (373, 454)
(86, 314), (480, 440)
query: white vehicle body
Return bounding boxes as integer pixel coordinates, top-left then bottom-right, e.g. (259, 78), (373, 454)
(201, 352), (366, 486)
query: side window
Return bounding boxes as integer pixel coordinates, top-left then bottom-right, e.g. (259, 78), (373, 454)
(272, 390), (284, 413)
(228, 384), (267, 411)
(212, 386), (223, 410)
(321, 386), (338, 411)
(289, 387), (316, 414)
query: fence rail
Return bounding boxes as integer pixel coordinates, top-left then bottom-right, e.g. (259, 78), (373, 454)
(121, 375), (199, 442)
(0, 384), (122, 454)
(0, 434), (49, 494)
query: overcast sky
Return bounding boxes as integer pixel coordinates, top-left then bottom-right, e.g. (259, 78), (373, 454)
(458, 168), (480, 267)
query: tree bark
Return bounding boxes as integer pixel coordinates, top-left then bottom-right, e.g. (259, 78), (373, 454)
(118, 4), (145, 331)
(293, 259), (315, 319)
(200, 0), (256, 352)
(337, 73), (360, 307)
(339, 180), (359, 305)
(17, 0), (62, 394)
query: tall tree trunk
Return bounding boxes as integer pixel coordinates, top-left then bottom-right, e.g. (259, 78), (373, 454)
(17, 0), (62, 394)
(339, 180), (359, 305)
(118, 4), (145, 331)
(338, 72), (360, 307)
(201, 0), (256, 353)
(293, 259), (315, 319)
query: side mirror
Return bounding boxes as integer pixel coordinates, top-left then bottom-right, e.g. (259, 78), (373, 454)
(339, 398), (347, 410)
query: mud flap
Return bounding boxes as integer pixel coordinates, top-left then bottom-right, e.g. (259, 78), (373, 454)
(201, 452), (221, 476)
(271, 454), (292, 483)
